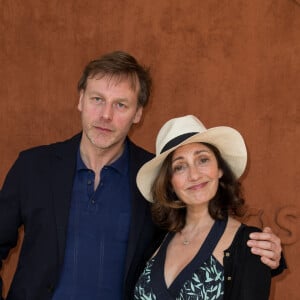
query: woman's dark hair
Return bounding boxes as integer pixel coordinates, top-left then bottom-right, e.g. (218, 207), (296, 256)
(151, 142), (246, 232)
(77, 50), (152, 107)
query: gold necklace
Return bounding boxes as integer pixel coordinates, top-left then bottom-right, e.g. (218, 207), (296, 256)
(180, 231), (192, 246)
(182, 238), (190, 245)
(180, 225), (210, 246)
(180, 218), (214, 246)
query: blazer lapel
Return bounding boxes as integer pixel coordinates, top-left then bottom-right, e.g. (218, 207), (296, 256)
(50, 133), (81, 266)
(123, 140), (155, 282)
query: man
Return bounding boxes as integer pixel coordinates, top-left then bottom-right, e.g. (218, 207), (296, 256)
(0, 51), (284, 300)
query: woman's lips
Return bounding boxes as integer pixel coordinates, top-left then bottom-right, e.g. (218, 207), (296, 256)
(188, 182), (208, 190)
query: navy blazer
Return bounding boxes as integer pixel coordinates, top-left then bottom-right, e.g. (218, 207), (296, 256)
(0, 133), (164, 300)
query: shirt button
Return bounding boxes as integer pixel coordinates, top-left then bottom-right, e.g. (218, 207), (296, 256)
(87, 180), (92, 185)
(225, 252), (230, 257)
(91, 198), (96, 204)
(227, 276), (232, 281)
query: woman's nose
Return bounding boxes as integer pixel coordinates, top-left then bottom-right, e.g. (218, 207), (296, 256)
(188, 165), (201, 180)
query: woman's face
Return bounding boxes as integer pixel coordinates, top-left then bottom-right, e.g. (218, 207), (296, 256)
(170, 142), (223, 208)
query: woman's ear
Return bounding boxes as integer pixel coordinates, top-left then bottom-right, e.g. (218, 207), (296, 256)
(218, 169), (223, 178)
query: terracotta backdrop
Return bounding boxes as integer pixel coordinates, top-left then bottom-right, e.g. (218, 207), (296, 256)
(0, 0), (299, 299)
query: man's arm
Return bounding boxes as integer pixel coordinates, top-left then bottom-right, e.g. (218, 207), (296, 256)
(246, 227), (287, 275)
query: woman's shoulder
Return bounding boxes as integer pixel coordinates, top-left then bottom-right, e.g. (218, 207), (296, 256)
(228, 221), (263, 250)
(227, 217), (241, 231)
(237, 223), (263, 237)
(213, 218), (241, 262)
(220, 218), (263, 252)
(223, 217), (241, 244)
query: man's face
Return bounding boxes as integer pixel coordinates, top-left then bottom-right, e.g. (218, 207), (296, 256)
(78, 75), (142, 153)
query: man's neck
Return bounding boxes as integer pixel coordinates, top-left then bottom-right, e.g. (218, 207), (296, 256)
(79, 139), (125, 174)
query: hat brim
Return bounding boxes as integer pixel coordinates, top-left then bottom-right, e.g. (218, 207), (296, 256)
(136, 126), (247, 202)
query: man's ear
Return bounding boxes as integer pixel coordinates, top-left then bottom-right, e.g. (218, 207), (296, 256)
(133, 106), (143, 124)
(77, 90), (84, 112)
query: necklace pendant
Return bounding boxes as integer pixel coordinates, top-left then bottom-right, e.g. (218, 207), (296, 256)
(183, 240), (190, 245)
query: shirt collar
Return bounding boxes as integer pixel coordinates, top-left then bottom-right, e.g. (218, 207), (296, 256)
(76, 139), (129, 175)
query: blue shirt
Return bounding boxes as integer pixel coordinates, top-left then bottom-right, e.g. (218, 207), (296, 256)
(52, 142), (131, 299)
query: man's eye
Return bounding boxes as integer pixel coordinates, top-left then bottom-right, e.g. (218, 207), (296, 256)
(116, 102), (126, 109)
(92, 97), (102, 102)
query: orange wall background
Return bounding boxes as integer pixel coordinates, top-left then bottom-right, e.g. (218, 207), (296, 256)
(0, 1), (299, 299)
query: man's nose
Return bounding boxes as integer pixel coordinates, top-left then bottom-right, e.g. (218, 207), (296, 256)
(101, 103), (113, 120)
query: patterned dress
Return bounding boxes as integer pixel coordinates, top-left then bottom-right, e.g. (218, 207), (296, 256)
(134, 219), (227, 300)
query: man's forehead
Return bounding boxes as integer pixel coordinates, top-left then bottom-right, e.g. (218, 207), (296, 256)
(88, 73), (139, 92)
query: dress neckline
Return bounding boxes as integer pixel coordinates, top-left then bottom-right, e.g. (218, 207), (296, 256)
(151, 218), (228, 299)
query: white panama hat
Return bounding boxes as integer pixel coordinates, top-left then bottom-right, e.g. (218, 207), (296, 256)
(137, 115), (247, 202)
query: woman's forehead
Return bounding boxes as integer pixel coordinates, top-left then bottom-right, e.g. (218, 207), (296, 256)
(172, 142), (213, 158)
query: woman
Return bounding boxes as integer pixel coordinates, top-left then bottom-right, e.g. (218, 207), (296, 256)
(134, 115), (271, 300)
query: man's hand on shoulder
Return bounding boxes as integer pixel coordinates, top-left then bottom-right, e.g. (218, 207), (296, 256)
(247, 227), (281, 269)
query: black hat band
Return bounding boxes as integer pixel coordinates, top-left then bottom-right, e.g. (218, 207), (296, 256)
(160, 132), (198, 154)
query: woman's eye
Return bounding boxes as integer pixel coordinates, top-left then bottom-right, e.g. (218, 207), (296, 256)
(194, 157), (210, 167)
(200, 157), (209, 163)
(172, 164), (186, 173)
